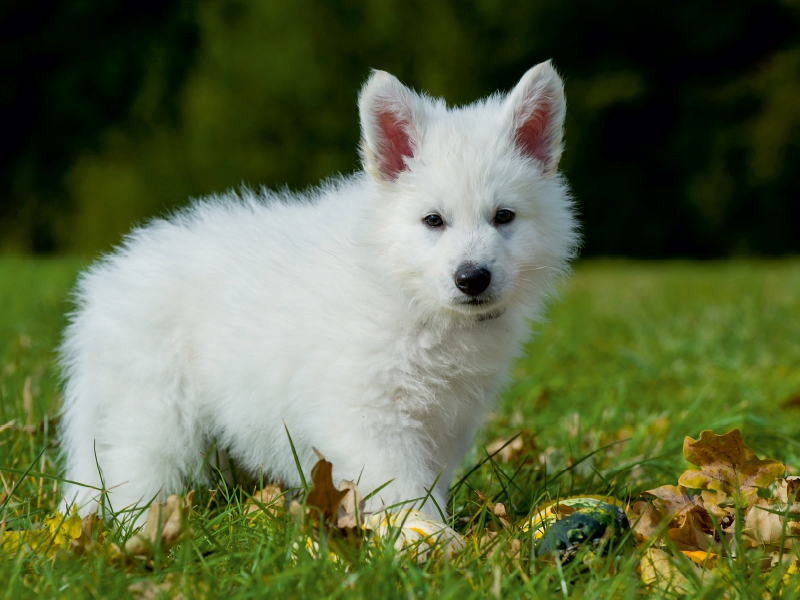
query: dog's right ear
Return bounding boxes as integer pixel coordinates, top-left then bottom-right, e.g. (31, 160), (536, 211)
(359, 71), (425, 183)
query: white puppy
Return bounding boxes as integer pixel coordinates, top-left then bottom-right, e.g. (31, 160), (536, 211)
(59, 61), (579, 521)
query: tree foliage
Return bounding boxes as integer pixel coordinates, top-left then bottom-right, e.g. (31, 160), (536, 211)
(2, 0), (798, 256)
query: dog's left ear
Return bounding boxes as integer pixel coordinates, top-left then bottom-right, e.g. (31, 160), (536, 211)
(505, 60), (566, 176)
(358, 70), (426, 183)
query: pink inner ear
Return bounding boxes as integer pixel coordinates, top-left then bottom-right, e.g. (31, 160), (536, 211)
(377, 110), (414, 180)
(515, 99), (554, 167)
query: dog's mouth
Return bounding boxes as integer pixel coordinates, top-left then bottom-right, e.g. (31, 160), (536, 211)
(453, 296), (506, 320)
(465, 298), (491, 306)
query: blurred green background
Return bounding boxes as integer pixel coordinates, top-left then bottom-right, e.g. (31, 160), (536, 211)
(2, 0), (799, 257)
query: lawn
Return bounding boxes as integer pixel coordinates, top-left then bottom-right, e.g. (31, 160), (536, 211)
(1, 258), (799, 598)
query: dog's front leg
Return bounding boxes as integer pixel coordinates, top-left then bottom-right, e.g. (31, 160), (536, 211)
(310, 413), (449, 519)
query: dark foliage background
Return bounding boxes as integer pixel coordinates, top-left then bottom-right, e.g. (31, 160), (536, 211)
(2, 0), (799, 257)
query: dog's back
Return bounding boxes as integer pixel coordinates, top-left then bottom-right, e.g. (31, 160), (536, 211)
(59, 61), (578, 520)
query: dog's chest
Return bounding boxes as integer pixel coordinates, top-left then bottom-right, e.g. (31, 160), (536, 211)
(374, 322), (513, 418)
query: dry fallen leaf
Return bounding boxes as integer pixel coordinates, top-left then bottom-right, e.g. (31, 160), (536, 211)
(2, 509), (84, 557)
(127, 573), (204, 600)
(640, 547), (703, 593)
(485, 432), (535, 464)
(699, 489), (730, 519)
(776, 477), (800, 506)
(128, 576), (181, 600)
(337, 480), (366, 530)
(628, 500), (664, 541)
(493, 503), (511, 529)
(305, 451), (348, 526)
(245, 484), (284, 518)
(644, 484), (699, 524)
(124, 491), (195, 558)
(745, 498), (798, 548)
(681, 550), (718, 568)
(678, 429), (785, 505)
(474, 490), (511, 529)
(667, 506), (715, 552)
(68, 513), (106, 556)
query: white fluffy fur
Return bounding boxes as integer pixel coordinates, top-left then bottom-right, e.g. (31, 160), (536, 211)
(59, 61), (579, 521)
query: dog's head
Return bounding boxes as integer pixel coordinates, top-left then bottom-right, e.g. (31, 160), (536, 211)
(359, 62), (579, 322)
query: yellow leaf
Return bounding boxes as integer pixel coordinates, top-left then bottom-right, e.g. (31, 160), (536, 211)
(43, 510), (83, 549)
(678, 429), (784, 503)
(681, 550), (718, 568)
(640, 547), (704, 593)
(2, 530), (45, 554)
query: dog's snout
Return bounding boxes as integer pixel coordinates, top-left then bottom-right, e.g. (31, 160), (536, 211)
(454, 265), (491, 296)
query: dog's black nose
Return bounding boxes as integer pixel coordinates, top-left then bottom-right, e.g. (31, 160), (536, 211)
(455, 266), (491, 296)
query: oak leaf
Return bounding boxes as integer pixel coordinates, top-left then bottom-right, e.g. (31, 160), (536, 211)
(667, 506), (715, 552)
(336, 480), (365, 530)
(699, 489), (730, 519)
(776, 477), (800, 506)
(628, 500), (664, 541)
(681, 550), (718, 568)
(640, 547), (703, 593)
(677, 430), (784, 504)
(745, 498), (799, 548)
(305, 451), (348, 526)
(644, 484), (699, 524)
(245, 484), (284, 518)
(474, 490), (511, 529)
(493, 503), (511, 529)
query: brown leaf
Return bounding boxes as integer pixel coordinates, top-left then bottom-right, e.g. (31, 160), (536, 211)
(336, 480), (366, 530)
(700, 489), (731, 519)
(667, 506), (715, 552)
(555, 503), (575, 519)
(678, 430), (785, 504)
(245, 484), (284, 517)
(305, 453), (348, 525)
(485, 433), (532, 464)
(493, 503), (511, 529)
(124, 491), (195, 558)
(745, 498), (796, 548)
(645, 484), (699, 523)
(68, 513), (106, 556)
(628, 500), (664, 541)
(474, 490), (511, 529)
(289, 499), (303, 520)
(776, 477), (800, 505)
(640, 547), (702, 593)
(128, 579), (178, 600)
(128, 574), (190, 600)
(508, 538), (522, 559)
(478, 530), (499, 551)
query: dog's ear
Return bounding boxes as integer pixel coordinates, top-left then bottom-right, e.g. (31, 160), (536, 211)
(505, 60), (566, 176)
(359, 70), (424, 183)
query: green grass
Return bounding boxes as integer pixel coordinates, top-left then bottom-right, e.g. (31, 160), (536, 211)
(1, 258), (800, 598)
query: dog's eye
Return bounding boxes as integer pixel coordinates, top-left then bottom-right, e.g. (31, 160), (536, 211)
(494, 209), (515, 225)
(423, 214), (444, 228)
